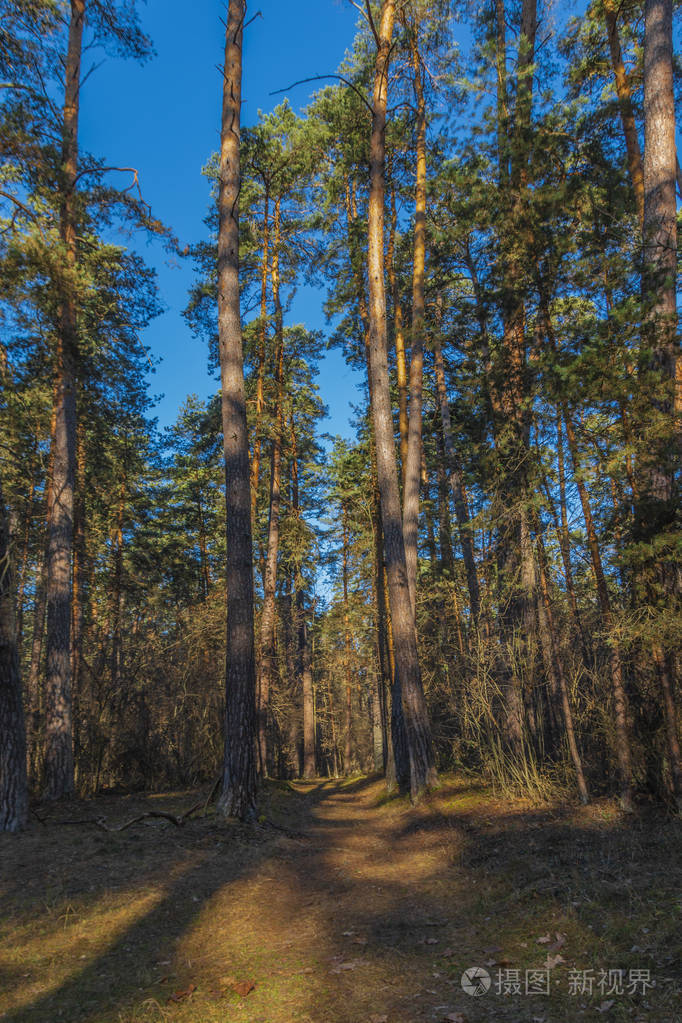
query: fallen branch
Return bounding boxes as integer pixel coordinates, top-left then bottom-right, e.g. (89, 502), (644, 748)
(56, 799), (205, 833)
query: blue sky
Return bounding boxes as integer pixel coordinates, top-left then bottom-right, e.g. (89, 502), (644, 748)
(78, 0), (364, 433)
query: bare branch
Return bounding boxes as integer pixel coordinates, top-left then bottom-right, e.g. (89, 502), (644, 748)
(270, 74), (374, 118)
(244, 9), (263, 29)
(363, 0), (381, 48)
(0, 190), (46, 239)
(348, 1), (379, 47)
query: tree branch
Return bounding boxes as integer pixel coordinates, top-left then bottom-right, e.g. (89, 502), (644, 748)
(271, 74), (373, 118)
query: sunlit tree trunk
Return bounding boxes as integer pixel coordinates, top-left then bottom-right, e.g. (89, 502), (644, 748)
(386, 175), (408, 480)
(343, 508), (353, 772)
(345, 166), (401, 783)
(216, 0), (257, 820)
(301, 609), (316, 779)
(366, 0), (435, 799)
(402, 21), (427, 608)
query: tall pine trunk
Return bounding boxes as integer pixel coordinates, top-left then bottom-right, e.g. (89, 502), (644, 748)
(366, 0), (435, 800)
(641, 0), (681, 808)
(257, 199), (284, 777)
(216, 0), (257, 820)
(250, 190), (270, 520)
(343, 509), (353, 771)
(44, 0), (85, 800)
(402, 20), (427, 608)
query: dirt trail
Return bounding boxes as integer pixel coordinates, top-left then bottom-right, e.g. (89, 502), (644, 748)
(0, 776), (680, 1022)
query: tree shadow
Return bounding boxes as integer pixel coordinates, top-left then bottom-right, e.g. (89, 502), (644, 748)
(2, 778), (680, 1023)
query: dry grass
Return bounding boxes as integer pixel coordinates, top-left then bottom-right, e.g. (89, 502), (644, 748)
(0, 777), (680, 1022)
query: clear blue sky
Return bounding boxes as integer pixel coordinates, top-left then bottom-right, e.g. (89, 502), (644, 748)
(78, 0), (364, 433)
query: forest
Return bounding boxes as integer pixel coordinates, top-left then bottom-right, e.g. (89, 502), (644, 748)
(0, 1), (680, 1021)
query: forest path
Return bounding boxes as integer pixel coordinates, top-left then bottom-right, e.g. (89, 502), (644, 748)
(0, 776), (680, 1022)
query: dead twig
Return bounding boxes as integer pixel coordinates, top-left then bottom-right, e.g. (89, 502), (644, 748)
(57, 800), (205, 832)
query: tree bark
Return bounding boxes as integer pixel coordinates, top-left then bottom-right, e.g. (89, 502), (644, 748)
(386, 176), (409, 481)
(257, 199), (285, 779)
(301, 610), (316, 780)
(366, 0), (435, 800)
(402, 23), (427, 608)
(250, 189), (270, 521)
(0, 479), (28, 832)
(343, 508), (353, 772)
(216, 0), (258, 820)
(641, 0), (681, 808)
(44, 0), (85, 800)
(71, 419), (86, 778)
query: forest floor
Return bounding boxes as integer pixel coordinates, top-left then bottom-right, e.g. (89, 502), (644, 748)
(0, 775), (680, 1023)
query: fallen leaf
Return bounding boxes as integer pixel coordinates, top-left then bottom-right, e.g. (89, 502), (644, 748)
(596, 1000), (615, 1013)
(544, 954), (565, 970)
(231, 979), (255, 998)
(548, 933), (566, 952)
(441, 948), (455, 958)
(442, 1014), (468, 1023)
(536, 934), (551, 944)
(369, 1016), (388, 1023)
(425, 937), (439, 945)
(167, 983), (197, 1004)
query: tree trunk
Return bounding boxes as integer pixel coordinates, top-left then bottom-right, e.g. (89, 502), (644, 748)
(402, 23), (427, 608)
(532, 511), (589, 803)
(345, 167), (399, 784)
(343, 508), (353, 772)
(44, 0), (85, 800)
(0, 479), (28, 832)
(257, 199), (285, 779)
(564, 409), (633, 808)
(71, 420), (86, 779)
(603, 0), (645, 225)
(366, 0), (435, 800)
(216, 0), (258, 820)
(641, 0), (681, 808)
(301, 610), (316, 780)
(386, 174), (408, 481)
(250, 189), (270, 520)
